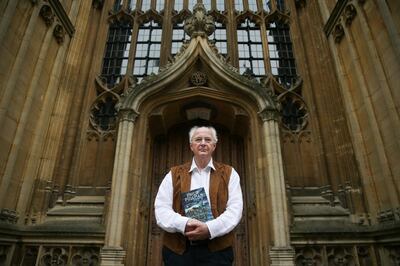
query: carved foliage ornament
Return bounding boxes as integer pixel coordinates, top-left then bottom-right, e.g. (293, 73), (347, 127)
(40, 5), (55, 27)
(184, 3), (215, 38)
(190, 71), (208, 86)
(53, 24), (65, 44)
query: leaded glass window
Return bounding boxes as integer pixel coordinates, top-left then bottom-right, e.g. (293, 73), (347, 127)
(188, 0), (197, 10)
(171, 22), (190, 56)
(248, 0), (257, 11)
(203, 0), (211, 10)
(133, 21), (162, 81)
(114, 0), (123, 11)
(277, 0), (285, 11)
(175, 0), (183, 10)
(216, 0), (224, 11)
(209, 22), (227, 56)
(156, 0), (164, 11)
(141, 0), (151, 11)
(237, 19), (265, 77)
(267, 22), (297, 87)
(263, 0), (271, 11)
(101, 22), (132, 87)
(127, 0), (135, 10)
(235, 0), (244, 11)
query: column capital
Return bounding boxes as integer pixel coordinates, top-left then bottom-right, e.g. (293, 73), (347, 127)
(118, 108), (139, 123)
(258, 107), (280, 122)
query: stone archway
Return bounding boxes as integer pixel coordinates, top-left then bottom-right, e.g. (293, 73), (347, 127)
(144, 98), (250, 266)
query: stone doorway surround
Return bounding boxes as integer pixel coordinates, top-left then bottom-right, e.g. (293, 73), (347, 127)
(100, 4), (294, 265)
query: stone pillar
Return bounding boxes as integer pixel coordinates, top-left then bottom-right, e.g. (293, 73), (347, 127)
(259, 108), (295, 266)
(100, 108), (138, 266)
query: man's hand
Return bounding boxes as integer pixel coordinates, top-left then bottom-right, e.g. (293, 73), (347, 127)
(184, 219), (211, 241)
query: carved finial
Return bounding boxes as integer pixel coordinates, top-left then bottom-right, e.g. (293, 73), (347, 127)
(184, 3), (215, 38)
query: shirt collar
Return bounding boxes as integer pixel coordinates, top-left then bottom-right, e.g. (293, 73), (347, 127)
(189, 158), (215, 172)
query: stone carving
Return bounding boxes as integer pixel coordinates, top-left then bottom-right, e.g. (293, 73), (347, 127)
(333, 23), (345, 43)
(326, 246), (355, 266)
(40, 5), (55, 27)
(387, 246), (400, 265)
(295, 246), (323, 265)
(184, 3), (215, 38)
(53, 24), (65, 44)
(0, 208), (18, 224)
(190, 71), (208, 86)
(344, 4), (357, 26)
(92, 0), (104, 9)
(71, 247), (100, 265)
(40, 247), (69, 266)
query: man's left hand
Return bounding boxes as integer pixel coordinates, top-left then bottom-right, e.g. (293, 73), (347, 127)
(184, 219), (210, 241)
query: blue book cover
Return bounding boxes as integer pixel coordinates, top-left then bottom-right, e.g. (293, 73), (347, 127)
(181, 187), (214, 222)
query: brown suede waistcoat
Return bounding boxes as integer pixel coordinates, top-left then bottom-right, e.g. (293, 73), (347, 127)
(163, 161), (235, 254)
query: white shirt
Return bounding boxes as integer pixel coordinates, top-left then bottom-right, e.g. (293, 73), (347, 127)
(154, 158), (243, 239)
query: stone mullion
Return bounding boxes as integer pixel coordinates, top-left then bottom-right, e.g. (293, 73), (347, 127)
(101, 109), (137, 266)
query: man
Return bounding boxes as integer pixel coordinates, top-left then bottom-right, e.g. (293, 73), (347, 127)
(154, 126), (243, 266)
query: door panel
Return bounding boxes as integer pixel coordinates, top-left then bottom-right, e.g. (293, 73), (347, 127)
(147, 123), (248, 265)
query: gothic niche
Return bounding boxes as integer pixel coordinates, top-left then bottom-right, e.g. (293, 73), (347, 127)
(40, 247), (69, 266)
(295, 246), (323, 266)
(280, 95), (307, 132)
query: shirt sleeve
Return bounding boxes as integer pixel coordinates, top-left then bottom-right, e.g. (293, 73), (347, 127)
(154, 171), (190, 234)
(206, 168), (243, 239)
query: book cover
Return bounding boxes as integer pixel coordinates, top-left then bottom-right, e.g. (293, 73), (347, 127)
(181, 187), (214, 222)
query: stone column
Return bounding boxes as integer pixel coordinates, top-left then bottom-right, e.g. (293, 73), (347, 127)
(100, 108), (138, 266)
(259, 108), (295, 266)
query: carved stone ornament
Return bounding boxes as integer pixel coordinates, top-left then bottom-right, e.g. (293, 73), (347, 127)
(190, 71), (208, 86)
(184, 3), (215, 38)
(92, 0), (104, 9)
(53, 24), (65, 44)
(39, 5), (55, 27)
(259, 107), (280, 122)
(295, 0), (306, 9)
(333, 23), (344, 43)
(344, 4), (357, 26)
(118, 108), (139, 123)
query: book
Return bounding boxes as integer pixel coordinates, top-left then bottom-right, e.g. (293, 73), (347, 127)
(181, 187), (214, 222)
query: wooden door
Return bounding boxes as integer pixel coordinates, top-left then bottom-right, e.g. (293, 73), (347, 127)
(146, 122), (249, 265)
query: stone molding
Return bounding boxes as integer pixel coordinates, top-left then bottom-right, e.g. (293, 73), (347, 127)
(324, 0), (365, 42)
(39, 4), (55, 27)
(100, 247), (126, 266)
(269, 246), (295, 266)
(48, 0), (75, 37)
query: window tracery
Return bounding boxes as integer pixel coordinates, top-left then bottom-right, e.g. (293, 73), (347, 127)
(101, 21), (132, 87)
(237, 19), (265, 78)
(133, 21), (162, 81)
(172, 22), (190, 56)
(209, 22), (227, 56)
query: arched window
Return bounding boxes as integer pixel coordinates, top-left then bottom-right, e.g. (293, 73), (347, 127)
(216, 0), (224, 11)
(263, 0), (271, 12)
(171, 22), (190, 56)
(141, 0), (151, 11)
(209, 22), (227, 56)
(276, 0), (285, 11)
(133, 21), (162, 81)
(235, 0), (244, 11)
(237, 19), (265, 78)
(101, 22), (132, 87)
(203, 0), (212, 10)
(267, 21), (297, 87)
(175, 0), (184, 11)
(248, 0), (257, 11)
(156, 0), (164, 11)
(127, 0), (135, 10)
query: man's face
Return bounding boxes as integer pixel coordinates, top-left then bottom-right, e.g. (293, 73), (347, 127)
(190, 128), (216, 159)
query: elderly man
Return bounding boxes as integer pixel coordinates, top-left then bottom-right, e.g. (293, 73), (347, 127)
(154, 126), (243, 266)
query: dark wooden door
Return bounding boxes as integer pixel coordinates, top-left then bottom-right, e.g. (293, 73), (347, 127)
(146, 122), (248, 265)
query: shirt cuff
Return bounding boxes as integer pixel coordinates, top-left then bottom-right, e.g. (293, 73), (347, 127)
(176, 216), (190, 234)
(205, 220), (219, 239)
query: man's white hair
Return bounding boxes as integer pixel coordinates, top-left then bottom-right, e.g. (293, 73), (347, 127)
(189, 126), (218, 143)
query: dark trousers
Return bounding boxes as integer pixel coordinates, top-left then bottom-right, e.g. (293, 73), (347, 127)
(162, 245), (234, 266)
